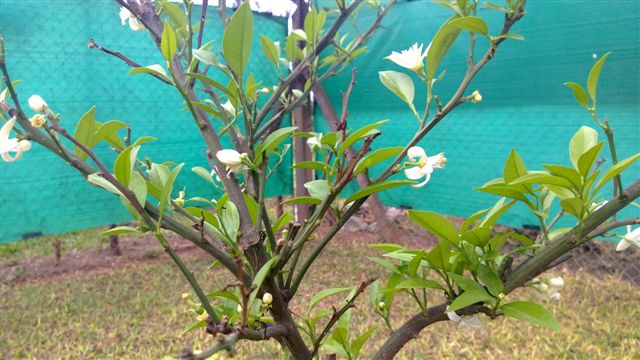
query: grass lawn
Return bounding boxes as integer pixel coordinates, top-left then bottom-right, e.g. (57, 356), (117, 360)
(1, 227), (639, 359)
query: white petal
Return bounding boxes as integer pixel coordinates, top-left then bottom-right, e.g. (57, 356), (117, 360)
(119, 7), (131, 25)
(447, 311), (462, 323)
(407, 146), (427, 161)
(411, 173), (431, 188)
(616, 238), (631, 252)
(28, 95), (48, 113)
(216, 149), (242, 166)
(18, 140), (32, 152)
(460, 314), (485, 332)
(420, 163), (434, 175)
(1, 145), (22, 162)
(0, 138), (19, 154)
(0, 117), (16, 140)
(128, 17), (145, 31)
(626, 227), (640, 242)
(404, 166), (425, 180)
(427, 152), (446, 169)
(548, 277), (564, 289)
(549, 292), (561, 301)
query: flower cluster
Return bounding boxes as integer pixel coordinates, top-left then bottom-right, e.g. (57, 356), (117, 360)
(532, 276), (564, 301)
(403, 146), (447, 188)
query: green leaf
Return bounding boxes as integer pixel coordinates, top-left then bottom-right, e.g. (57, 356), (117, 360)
(129, 65), (171, 82)
(160, 1), (188, 29)
(113, 146), (139, 187)
(185, 73), (235, 99)
(543, 164), (583, 189)
(447, 288), (494, 312)
(586, 52), (611, 104)
(477, 264), (503, 297)
(161, 22), (178, 62)
(425, 242), (451, 271)
(339, 120), (389, 154)
(563, 82), (589, 109)
(222, 1), (253, 78)
(395, 277), (444, 290)
(255, 126), (297, 163)
(273, 213), (293, 233)
(449, 273), (482, 292)
(73, 106), (97, 160)
(426, 15), (461, 79)
(460, 226), (492, 247)
(495, 33), (525, 41)
(304, 179), (330, 200)
(351, 325), (378, 360)
(304, 6), (326, 44)
(218, 201), (240, 241)
(308, 287), (352, 314)
(248, 256), (279, 308)
(501, 301), (560, 330)
(281, 196), (322, 205)
(344, 180), (413, 204)
(594, 153), (640, 192)
(449, 16), (489, 36)
(475, 183), (529, 203)
(192, 166), (215, 185)
(408, 210), (459, 245)
(569, 126), (599, 169)
(292, 161), (327, 172)
(483, 2), (508, 13)
(192, 48), (218, 66)
(259, 34), (280, 66)
(479, 198), (515, 227)
(129, 171), (147, 206)
(94, 120), (127, 145)
(503, 149), (528, 183)
(509, 172), (574, 189)
(378, 71), (414, 106)
(354, 147), (404, 174)
(102, 226), (140, 236)
(577, 141), (604, 176)
(87, 173), (122, 195)
(460, 208), (488, 232)
(158, 163), (184, 218)
(560, 197), (584, 218)
(182, 319), (207, 334)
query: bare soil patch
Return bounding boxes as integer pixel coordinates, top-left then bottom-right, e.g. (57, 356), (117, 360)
(1, 206), (638, 286)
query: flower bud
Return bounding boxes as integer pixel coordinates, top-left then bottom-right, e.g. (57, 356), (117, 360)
(548, 276), (564, 289)
(470, 90), (482, 103)
(28, 95), (48, 113)
(237, 304), (243, 313)
(378, 301), (385, 309)
(181, 292), (190, 300)
(29, 114), (46, 128)
(262, 292), (273, 305)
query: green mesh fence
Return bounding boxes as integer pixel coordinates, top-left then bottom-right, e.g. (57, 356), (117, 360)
(315, 0), (640, 230)
(1, 1), (638, 242)
(0, 1), (287, 242)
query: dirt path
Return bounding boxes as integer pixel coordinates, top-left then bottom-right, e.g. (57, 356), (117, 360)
(1, 208), (638, 286)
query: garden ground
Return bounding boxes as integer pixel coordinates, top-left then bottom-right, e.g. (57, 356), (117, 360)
(1, 208), (639, 359)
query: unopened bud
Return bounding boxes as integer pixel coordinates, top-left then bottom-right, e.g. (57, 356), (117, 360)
(181, 292), (190, 300)
(28, 95), (48, 113)
(258, 87), (270, 94)
(262, 292), (273, 305)
(378, 301), (385, 309)
(470, 90), (482, 103)
(237, 304), (243, 312)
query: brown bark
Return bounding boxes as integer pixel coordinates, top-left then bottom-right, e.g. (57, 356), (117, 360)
(312, 83), (396, 242)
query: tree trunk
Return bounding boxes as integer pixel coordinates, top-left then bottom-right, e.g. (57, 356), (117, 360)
(312, 83), (396, 242)
(292, 0), (313, 223)
(108, 224), (122, 256)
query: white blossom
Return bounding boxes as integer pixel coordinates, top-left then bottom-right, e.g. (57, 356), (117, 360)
(262, 292), (273, 305)
(28, 95), (48, 113)
(119, 7), (145, 31)
(470, 90), (482, 103)
(306, 134), (322, 152)
(616, 225), (640, 252)
(404, 146), (446, 188)
(385, 43), (429, 74)
(0, 117), (32, 162)
(447, 311), (485, 332)
(216, 149), (244, 173)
